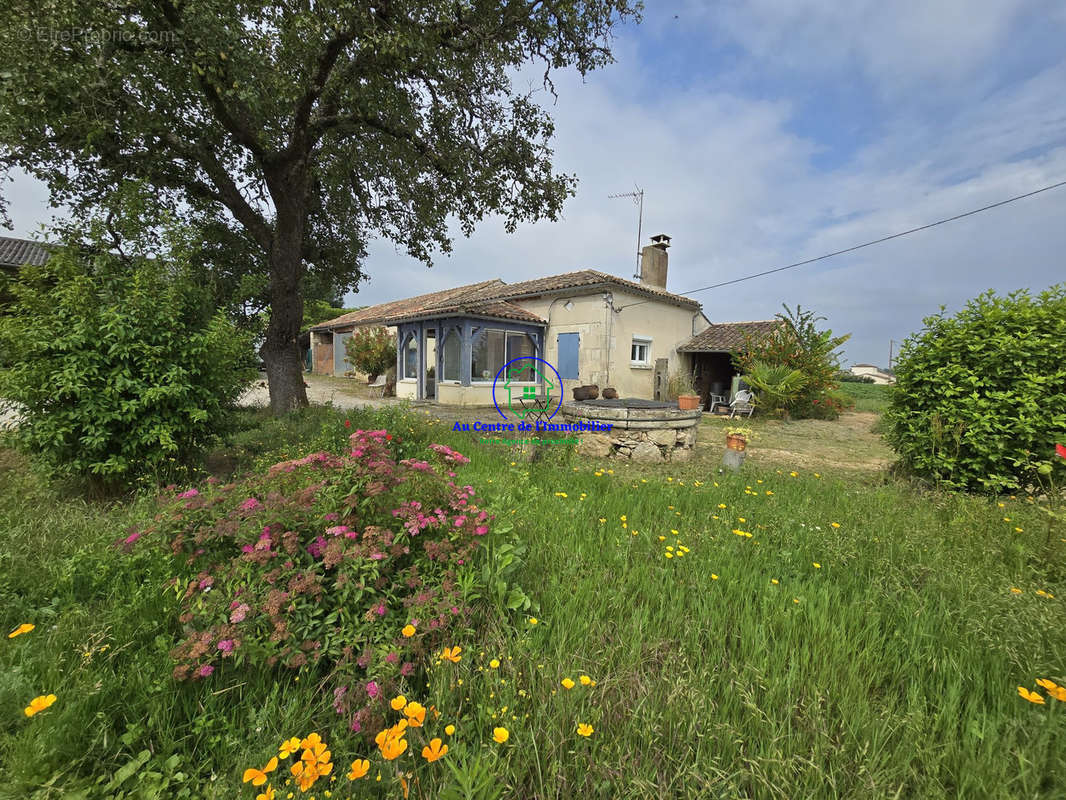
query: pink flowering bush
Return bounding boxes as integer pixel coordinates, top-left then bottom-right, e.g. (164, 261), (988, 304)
(125, 429), (489, 740)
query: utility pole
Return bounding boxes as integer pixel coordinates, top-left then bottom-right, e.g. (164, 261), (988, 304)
(608, 186), (644, 280)
(889, 339), (897, 370)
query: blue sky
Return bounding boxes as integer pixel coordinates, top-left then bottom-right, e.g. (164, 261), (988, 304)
(5, 0), (1066, 367)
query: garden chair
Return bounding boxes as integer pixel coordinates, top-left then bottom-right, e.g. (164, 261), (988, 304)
(728, 389), (755, 419)
(367, 375), (387, 398)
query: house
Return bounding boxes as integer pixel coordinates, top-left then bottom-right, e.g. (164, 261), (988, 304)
(311, 235), (719, 405)
(849, 363), (895, 384)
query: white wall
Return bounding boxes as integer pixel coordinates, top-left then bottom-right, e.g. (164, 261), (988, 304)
(516, 290), (704, 399)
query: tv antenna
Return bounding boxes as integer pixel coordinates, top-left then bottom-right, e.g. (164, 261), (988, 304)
(609, 185), (644, 279)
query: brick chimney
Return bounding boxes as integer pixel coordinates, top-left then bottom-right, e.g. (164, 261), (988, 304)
(639, 234), (671, 289)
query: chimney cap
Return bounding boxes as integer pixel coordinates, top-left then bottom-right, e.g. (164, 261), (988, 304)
(650, 233), (671, 249)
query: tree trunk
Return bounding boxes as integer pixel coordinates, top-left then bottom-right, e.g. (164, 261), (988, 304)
(261, 202), (309, 415)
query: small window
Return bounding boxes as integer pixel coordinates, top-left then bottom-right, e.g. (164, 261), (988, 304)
(631, 336), (651, 366)
(403, 334), (418, 379)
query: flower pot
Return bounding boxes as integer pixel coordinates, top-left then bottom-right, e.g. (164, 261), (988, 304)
(725, 433), (748, 452)
(677, 394), (701, 411)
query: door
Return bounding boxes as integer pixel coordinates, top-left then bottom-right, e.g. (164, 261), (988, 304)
(653, 358), (669, 401)
(557, 333), (579, 380)
(333, 331), (353, 376)
(423, 328), (436, 400)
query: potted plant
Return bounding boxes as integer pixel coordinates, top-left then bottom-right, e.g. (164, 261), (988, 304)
(725, 425), (754, 452)
(667, 372), (701, 411)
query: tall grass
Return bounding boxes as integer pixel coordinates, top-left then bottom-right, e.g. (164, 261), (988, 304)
(1, 409), (1063, 799)
(838, 382), (893, 413)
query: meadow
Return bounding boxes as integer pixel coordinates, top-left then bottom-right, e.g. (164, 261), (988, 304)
(1, 403), (1063, 799)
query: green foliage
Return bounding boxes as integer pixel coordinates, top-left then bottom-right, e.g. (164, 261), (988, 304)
(885, 286), (1066, 493)
(344, 326), (397, 378)
(665, 371), (698, 398)
(735, 304), (850, 420)
(136, 429), (485, 742)
(741, 360), (807, 416)
(0, 220), (256, 490)
(838, 381), (891, 413)
(0, 0), (641, 411)
(302, 300), (358, 333)
(837, 371), (876, 383)
(3, 409), (1066, 798)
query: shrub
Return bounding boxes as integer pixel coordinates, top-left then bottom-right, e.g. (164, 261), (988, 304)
(345, 327), (397, 379)
(838, 372), (876, 384)
(734, 305), (850, 420)
(742, 361), (807, 416)
(0, 227), (255, 489)
(128, 429), (487, 741)
(884, 286), (1066, 492)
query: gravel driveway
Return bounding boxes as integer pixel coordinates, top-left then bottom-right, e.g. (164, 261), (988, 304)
(238, 373), (390, 411)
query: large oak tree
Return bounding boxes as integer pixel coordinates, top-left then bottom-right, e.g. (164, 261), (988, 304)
(0, 0), (639, 413)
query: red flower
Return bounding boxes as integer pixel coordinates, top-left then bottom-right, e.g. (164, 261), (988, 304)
(345, 420), (351, 429)
(386, 434), (392, 441)
(1057, 443), (1066, 460)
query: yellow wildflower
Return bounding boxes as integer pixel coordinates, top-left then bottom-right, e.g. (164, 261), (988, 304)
(1018, 686), (1045, 704)
(23, 694), (56, 717)
(347, 759), (369, 780)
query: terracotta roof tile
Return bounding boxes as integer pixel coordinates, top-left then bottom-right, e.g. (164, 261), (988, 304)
(0, 236), (53, 269)
(384, 298), (545, 324)
(491, 269), (701, 309)
(677, 320), (784, 352)
(312, 280), (507, 329)
(314, 268), (703, 332)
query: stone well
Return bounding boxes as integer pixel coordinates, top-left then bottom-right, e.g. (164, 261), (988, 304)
(563, 398), (700, 463)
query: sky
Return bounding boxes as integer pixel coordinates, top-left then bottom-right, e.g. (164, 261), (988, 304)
(5, 0), (1066, 367)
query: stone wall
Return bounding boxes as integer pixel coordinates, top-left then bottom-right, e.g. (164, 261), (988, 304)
(563, 403), (700, 463)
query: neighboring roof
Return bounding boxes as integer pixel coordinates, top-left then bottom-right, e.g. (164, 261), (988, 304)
(0, 236), (53, 270)
(677, 320), (784, 353)
(313, 268), (701, 331)
(850, 363), (878, 368)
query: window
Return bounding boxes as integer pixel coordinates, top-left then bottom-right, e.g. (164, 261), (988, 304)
(471, 329), (505, 381)
(506, 332), (535, 363)
(403, 334), (418, 379)
(471, 329), (537, 381)
(631, 336), (652, 366)
(441, 329), (461, 382)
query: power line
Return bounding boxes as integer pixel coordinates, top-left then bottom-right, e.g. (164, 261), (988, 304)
(617, 178), (1066, 309)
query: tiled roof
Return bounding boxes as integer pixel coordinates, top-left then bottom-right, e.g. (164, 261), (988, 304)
(313, 268), (701, 331)
(389, 298), (545, 324)
(677, 320), (784, 353)
(312, 280), (508, 329)
(491, 269), (701, 309)
(0, 236), (52, 269)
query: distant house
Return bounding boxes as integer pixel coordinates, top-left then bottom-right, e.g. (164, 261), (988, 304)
(850, 363), (895, 384)
(312, 235), (722, 406)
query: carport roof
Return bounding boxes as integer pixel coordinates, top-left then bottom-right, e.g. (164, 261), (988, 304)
(677, 320), (784, 353)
